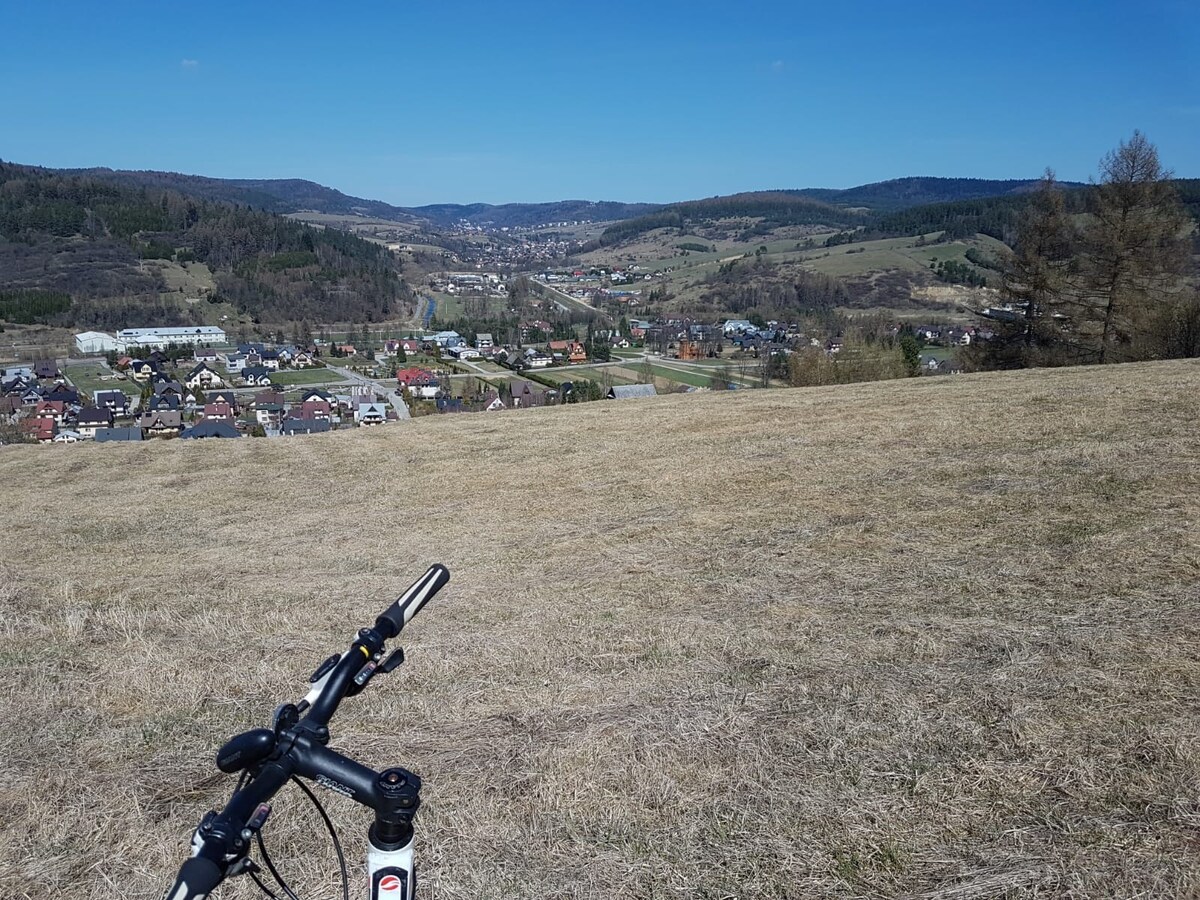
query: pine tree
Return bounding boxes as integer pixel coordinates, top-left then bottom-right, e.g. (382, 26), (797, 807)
(1079, 132), (1189, 363)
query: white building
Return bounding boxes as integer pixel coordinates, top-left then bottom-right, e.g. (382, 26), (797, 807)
(74, 331), (125, 354)
(116, 326), (227, 349)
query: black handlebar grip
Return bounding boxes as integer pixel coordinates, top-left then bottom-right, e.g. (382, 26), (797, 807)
(164, 856), (223, 899)
(376, 564), (450, 637)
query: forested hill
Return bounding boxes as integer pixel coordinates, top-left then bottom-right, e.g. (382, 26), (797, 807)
(411, 199), (660, 228)
(0, 162), (412, 329)
(792, 176), (1088, 212)
(62, 168), (423, 224)
(587, 192), (866, 249)
(55, 167), (658, 229)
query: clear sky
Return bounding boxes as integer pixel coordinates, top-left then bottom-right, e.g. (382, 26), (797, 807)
(1, 0), (1196, 206)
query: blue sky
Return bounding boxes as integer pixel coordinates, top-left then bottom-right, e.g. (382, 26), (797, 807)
(1, 0), (1196, 206)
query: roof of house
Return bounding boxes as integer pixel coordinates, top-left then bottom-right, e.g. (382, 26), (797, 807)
(608, 384), (658, 400)
(76, 407), (114, 426)
(139, 410), (183, 428)
(281, 418), (332, 434)
(94, 427), (143, 442)
(181, 420), (242, 439)
(93, 389), (128, 406)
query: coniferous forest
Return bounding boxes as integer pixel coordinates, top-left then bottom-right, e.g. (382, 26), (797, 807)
(0, 161), (413, 329)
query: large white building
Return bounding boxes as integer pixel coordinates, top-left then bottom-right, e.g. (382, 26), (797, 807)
(74, 331), (125, 354)
(75, 326), (228, 354)
(117, 326), (227, 349)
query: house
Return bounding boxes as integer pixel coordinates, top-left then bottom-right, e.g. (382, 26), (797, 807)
(202, 401), (236, 422)
(608, 384), (658, 400)
(180, 420), (242, 439)
(52, 430), (82, 443)
(548, 340), (587, 363)
(448, 345), (481, 360)
(253, 389), (285, 408)
(208, 390), (240, 411)
(147, 394), (182, 412)
(139, 410), (183, 437)
(483, 391), (505, 411)
(193, 347), (219, 364)
(184, 363), (225, 390)
(20, 417), (58, 442)
(398, 339), (421, 354)
(475, 333), (494, 349)
(336, 344), (358, 357)
(255, 403), (286, 429)
(240, 366), (274, 386)
(396, 367), (439, 390)
(355, 402), (387, 426)
(291, 350), (316, 368)
(35, 400), (67, 425)
(430, 331), (464, 348)
(281, 417), (332, 436)
(95, 426), (143, 442)
(298, 399), (333, 421)
(93, 390), (131, 416)
(223, 353), (247, 374)
(153, 379), (185, 398)
(0, 395), (21, 420)
(128, 360), (156, 382)
(43, 385), (80, 405)
(75, 407), (114, 438)
(34, 359), (60, 380)
(509, 381), (545, 408)
(299, 389), (336, 405)
(259, 349), (281, 370)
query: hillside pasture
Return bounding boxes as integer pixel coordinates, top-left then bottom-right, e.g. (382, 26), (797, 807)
(1, 361), (1199, 899)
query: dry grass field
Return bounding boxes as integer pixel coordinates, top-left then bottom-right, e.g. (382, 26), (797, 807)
(2, 361), (1199, 899)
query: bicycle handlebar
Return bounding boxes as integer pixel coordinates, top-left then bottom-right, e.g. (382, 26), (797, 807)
(375, 563), (450, 638)
(165, 857), (222, 900)
(164, 565), (450, 899)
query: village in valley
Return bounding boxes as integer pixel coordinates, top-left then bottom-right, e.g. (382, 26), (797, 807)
(0, 283), (977, 445)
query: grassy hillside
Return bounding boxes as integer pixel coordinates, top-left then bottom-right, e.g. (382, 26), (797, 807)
(2, 362), (1199, 898)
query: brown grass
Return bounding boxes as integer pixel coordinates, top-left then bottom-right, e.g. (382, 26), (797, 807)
(2, 361), (1199, 899)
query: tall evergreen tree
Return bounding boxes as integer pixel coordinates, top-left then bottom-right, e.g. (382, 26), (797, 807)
(1079, 132), (1189, 363)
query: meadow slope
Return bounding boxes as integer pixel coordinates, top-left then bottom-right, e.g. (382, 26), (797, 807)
(2, 362), (1199, 899)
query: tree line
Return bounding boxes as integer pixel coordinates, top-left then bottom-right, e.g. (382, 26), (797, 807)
(974, 132), (1198, 368)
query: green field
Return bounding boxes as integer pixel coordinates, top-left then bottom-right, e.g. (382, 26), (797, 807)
(268, 368), (346, 385)
(63, 365), (139, 399)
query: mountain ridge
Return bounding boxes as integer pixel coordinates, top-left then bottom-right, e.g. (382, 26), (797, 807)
(9, 161), (1096, 229)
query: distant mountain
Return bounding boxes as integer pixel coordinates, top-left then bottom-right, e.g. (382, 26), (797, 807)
(411, 200), (660, 228)
(790, 177), (1088, 212)
(56, 168), (657, 229)
(49, 168), (1104, 232)
(62, 168), (423, 223)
